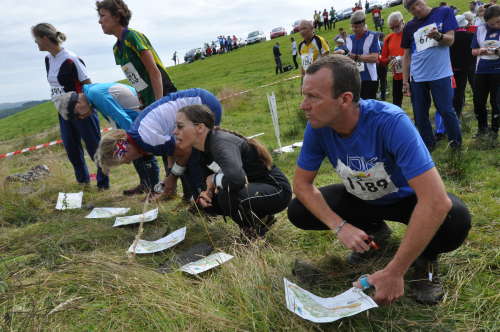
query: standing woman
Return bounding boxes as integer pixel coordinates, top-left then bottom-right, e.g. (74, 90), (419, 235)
(471, 4), (500, 139)
(380, 11), (405, 107)
(174, 105), (292, 240)
(96, 0), (177, 109)
(32, 23), (109, 189)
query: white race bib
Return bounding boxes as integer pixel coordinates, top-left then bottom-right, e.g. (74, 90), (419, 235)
(50, 86), (66, 98)
(356, 61), (365, 72)
(121, 62), (148, 92)
(414, 23), (439, 53)
(301, 53), (313, 70)
(336, 159), (398, 200)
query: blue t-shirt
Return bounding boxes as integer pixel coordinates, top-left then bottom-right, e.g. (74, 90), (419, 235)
(401, 7), (457, 82)
(128, 88), (222, 156)
(84, 83), (140, 130)
(297, 99), (435, 205)
(471, 24), (500, 74)
(346, 31), (381, 81)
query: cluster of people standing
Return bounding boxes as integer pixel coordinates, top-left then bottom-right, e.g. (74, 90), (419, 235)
(31, 0), (495, 308)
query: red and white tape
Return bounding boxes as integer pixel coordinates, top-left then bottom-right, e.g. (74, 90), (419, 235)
(0, 127), (112, 160)
(0, 75), (301, 160)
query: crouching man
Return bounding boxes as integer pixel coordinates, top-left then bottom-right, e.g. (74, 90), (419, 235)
(287, 54), (471, 305)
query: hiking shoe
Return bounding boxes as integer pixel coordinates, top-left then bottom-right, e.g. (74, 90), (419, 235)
(346, 221), (392, 265)
(123, 184), (147, 196)
(408, 257), (444, 305)
(473, 128), (488, 139)
(255, 215), (278, 237)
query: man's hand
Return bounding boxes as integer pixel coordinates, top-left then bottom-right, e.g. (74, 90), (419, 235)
(197, 190), (213, 208)
(163, 174), (178, 198)
(348, 53), (359, 61)
(403, 81), (411, 97)
(353, 269), (405, 305)
(426, 27), (441, 41)
(336, 223), (370, 253)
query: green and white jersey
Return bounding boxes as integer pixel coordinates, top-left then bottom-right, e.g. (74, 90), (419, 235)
(113, 28), (176, 107)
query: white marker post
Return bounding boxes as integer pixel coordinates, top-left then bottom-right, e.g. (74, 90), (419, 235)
(267, 92), (282, 152)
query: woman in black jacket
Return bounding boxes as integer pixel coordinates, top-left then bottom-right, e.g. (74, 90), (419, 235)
(174, 104), (292, 240)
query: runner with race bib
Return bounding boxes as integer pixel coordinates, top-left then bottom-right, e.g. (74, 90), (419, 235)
(345, 11), (381, 99)
(32, 23), (109, 190)
(401, 0), (462, 151)
(288, 55), (471, 306)
(298, 20), (330, 78)
(96, 0), (176, 109)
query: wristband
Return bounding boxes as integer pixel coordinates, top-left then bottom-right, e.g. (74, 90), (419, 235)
(170, 162), (186, 177)
(334, 220), (347, 235)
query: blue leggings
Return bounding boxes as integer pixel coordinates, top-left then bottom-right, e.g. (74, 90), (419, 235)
(410, 76), (462, 150)
(58, 113), (109, 188)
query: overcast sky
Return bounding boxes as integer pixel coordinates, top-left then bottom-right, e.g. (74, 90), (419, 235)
(0, 0), (357, 104)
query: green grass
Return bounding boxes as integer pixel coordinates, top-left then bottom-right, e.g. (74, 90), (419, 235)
(1, 0), (499, 331)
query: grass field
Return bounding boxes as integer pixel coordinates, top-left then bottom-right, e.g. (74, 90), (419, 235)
(1, 0), (499, 331)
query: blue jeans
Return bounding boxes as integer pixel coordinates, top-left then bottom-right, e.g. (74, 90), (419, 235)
(410, 76), (462, 150)
(132, 155), (159, 190)
(58, 113), (109, 188)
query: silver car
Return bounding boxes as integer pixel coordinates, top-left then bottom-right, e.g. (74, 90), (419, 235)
(246, 30), (266, 44)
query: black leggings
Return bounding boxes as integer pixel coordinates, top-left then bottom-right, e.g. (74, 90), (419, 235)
(206, 166), (292, 229)
(287, 184), (471, 260)
(473, 73), (500, 132)
(392, 78), (403, 108)
(361, 81), (379, 100)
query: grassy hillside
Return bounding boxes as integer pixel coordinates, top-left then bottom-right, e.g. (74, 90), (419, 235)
(1, 1), (499, 331)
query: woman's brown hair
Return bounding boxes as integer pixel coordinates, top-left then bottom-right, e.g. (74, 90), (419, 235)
(178, 105), (273, 170)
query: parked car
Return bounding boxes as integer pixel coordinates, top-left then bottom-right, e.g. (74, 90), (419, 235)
(291, 20), (301, 34)
(388, 0), (403, 7)
(246, 30), (266, 44)
(337, 8), (353, 21)
(270, 27), (287, 39)
(184, 48), (205, 63)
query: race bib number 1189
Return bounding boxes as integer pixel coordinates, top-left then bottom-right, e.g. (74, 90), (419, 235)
(336, 159), (398, 200)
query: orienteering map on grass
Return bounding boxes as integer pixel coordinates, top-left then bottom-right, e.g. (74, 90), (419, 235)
(128, 227), (186, 254)
(55, 192), (83, 210)
(284, 278), (377, 323)
(113, 208), (158, 227)
(85, 207), (130, 219)
(180, 252), (234, 275)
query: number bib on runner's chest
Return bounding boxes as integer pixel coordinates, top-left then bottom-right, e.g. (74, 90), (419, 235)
(336, 159), (398, 200)
(301, 54), (313, 70)
(121, 62), (148, 92)
(414, 23), (439, 53)
(356, 61), (365, 72)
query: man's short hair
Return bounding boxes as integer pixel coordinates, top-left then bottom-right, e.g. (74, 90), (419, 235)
(305, 55), (361, 102)
(351, 10), (366, 24)
(404, 0), (420, 9)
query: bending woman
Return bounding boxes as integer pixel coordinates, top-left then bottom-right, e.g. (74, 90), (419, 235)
(174, 104), (292, 239)
(95, 88), (222, 199)
(32, 23), (109, 189)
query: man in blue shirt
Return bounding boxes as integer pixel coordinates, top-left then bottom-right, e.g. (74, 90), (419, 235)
(65, 82), (160, 196)
(401, 0), (462, 150)
(287, 55), (471, 305)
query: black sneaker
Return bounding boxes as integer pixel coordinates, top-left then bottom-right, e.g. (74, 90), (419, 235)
(473, 128), (488, 139)
(408, 257), (444, 305)
(346, 221), (392, 265)
(123, 184), (147, 196)
(240, 215), (278, 242)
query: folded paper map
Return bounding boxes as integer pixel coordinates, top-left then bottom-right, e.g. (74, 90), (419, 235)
(85, 207), (130, 219)
(55, 192), (83, 210)
(284, 278), (377, 323)
(113, 208), (158, 227)
(128, 227), (186, 254)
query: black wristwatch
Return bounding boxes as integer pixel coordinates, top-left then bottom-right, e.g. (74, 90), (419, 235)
(436, 33), (444, 42)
